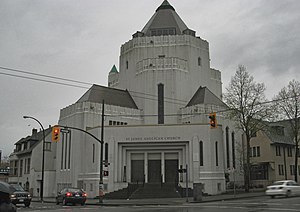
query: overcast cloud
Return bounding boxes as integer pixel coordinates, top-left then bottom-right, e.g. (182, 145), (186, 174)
(0, 0), (299, 157)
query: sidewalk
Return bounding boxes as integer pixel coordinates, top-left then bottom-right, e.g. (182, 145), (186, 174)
(37, 191), (265, 206)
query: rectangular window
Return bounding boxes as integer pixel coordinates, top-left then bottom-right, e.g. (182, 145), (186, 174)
(278, 164), (284, 175)
(14, 161), (18, 176)
(257, 146), (260, 157)
(290, 165), (295, 175)
(276, 146), (281, 156)
(226, 128), (230, 168)
(215, 141), (219, 166)
(90, 183), (93, 191)
(158, 83), (164, 124)
(200, 141), (204, 166)
(27, 158), (30, 174)
(287, 147), (293, 157)
(232, 132), (236, 169)
(253, 147), (257, 157)
(92, 144), (95, 163)
(19, 160), (23, 177)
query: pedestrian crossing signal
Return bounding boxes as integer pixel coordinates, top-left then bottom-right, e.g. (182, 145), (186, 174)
(209, 112), (217, 129)
(52, 127), (60, 142)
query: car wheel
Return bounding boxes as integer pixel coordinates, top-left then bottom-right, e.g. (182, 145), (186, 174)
(81, 202), (85, 206)
(25, 203), (30, 207)
(286, 190), (291, 198)
(63, 198), (67, 205)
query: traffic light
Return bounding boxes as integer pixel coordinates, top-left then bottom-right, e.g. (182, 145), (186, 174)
(52, 126), (60, 142)
(209, 112), (217, 129)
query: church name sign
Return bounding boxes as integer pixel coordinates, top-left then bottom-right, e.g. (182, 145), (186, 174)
(125, 136), (181, 142)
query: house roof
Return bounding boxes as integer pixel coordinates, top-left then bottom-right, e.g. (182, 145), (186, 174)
(186, 86), (227, 107)
(264, 120), (295, 145)
(76, 84), (138, 109)
(14, 127), (52, 155)
(140, 0), (193, 36)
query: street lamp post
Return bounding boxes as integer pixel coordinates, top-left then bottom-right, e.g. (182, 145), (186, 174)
(23, 115), (45, 202)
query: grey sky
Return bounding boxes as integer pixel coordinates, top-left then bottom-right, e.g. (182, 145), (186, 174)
(0, 0), (299, 157)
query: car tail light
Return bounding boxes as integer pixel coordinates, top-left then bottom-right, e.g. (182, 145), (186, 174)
(66, 192), (72, 197)
(82, 193), (87, 197)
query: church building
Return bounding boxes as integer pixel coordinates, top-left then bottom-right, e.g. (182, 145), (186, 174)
(56, 0), (243, 198)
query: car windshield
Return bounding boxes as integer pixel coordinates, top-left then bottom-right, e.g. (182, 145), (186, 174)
(10, 184), (25, 191)
(272, 181), (285, 186)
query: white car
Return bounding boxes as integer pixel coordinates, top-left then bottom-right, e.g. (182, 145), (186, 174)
(265, 180), (300, 198)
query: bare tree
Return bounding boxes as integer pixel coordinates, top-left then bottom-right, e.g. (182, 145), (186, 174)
(223, 65), (273, 192)
(274, 80), (300, 182)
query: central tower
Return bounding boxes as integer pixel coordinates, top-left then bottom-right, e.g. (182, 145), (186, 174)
(108, 0), (222, 124)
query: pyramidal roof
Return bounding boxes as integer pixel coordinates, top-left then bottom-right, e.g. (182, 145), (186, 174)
(109, 65), (118, 73)
(186, 86), (227, 107)
(136, 0), (195, 37)
(76, 84), (138, 109)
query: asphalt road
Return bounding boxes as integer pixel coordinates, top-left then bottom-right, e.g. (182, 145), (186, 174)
(16, 196), (300, 212)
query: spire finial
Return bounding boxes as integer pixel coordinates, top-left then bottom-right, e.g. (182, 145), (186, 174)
(156, 0), (175, 12)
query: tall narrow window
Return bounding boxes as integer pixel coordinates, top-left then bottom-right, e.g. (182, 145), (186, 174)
(226, 127), (230, 168)
(200, 141), (204, 166)
(126, 61), (128, 69)
(158, 83), (164, 124)
(198, 57), (202, 66)
(68, 132), (71, 169)
(105, 143), (109, 162)
(215, 141), (219, 166)
(27, 158), (30, 174)
(232, 132), (236, 169)
(92, 144), (95, 163)
(19, 160), (23, 177)
(61, 133), (64, 169)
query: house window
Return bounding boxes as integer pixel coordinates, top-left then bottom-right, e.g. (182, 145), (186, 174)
(253, 147), (257, 157)
(19, 160), (23, 177)
(200, 141), (204, 166)
(290, 165), (295, 175)
(27, 158), (30, 174)
(278, 164), (284, 175)
(250, 164), (268, 180)
(257, 146), (260, 157)
(126, 61), (128, 69)
(90, 183), (93, 191)
(276, 146), (281, 156)
(287, 147), (293, 157)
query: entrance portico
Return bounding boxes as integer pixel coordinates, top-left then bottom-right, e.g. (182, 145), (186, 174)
(115, 140), (189, 185)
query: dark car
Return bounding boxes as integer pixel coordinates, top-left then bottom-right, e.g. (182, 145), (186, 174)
(9, 184), (31, 207)
(56, 188), (87, 206)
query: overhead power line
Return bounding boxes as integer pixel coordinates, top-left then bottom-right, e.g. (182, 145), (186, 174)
(0, 66), (187, 106)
